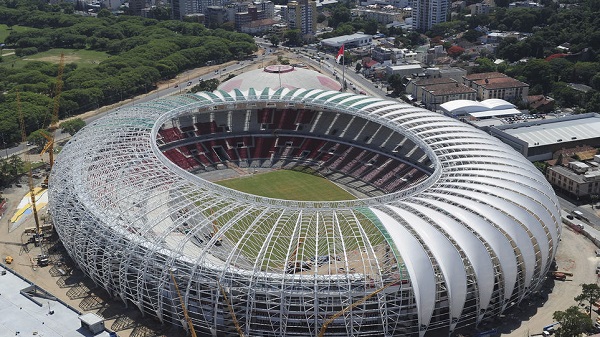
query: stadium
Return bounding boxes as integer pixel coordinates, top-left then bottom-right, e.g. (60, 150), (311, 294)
(48, 66), (561, 337)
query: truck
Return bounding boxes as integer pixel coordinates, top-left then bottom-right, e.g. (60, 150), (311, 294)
(572, 210), (588, 221)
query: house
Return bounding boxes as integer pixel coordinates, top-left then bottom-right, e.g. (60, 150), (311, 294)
(546, 157), (600, 198)
(463, 72), (529, 102)
(385, 64), (423, 78)
(420, 82), (477, 110)
(527, 95), (555, 113)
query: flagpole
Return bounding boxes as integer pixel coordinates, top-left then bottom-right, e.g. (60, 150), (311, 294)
(342, 50), (345, 91)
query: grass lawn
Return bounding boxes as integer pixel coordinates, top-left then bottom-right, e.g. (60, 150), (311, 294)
(1, 48), (110, 69)
(0, 24), (38, 43)
(216, 170), (356, 201)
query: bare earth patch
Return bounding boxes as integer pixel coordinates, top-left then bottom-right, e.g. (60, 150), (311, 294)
(24, 54), (81, 63)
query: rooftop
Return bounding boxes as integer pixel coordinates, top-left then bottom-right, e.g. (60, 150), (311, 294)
(218, 65), (341, 92)
(0, 264), (111, 337)
(320, 33), (372, 45)
(464, 72), (508, 81)
(423, 83), (476, 95)
(498, 113), (600, 147)
(413, 77), (456, 86)
(474, 77), (528, 89)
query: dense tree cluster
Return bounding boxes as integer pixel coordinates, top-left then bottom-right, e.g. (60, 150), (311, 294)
(0, 0), (257, 143)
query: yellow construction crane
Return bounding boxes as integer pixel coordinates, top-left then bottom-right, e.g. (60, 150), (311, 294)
(285, 237), (305, 274)
(40, 53), (65, 188)
(218, 282), (245, 337)
(208, 208), (222, 246)
(169, 270), (198, 337)
(18, 91), (42, 242)
(317, 278), (401, 337)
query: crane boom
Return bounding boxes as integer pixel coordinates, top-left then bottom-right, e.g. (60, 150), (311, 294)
(41, 53), (64, 188)
(170, 270), (197, 337)
(17, 91), (42, 238)
(218, 282), (246, 337)
(317, 279), (400, 337)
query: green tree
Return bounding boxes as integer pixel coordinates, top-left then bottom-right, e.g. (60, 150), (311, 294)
(26, 129), (49, 147)
(575, 283), (600, 318)
(192, 78), (220, 93)
(269, 34), (280, 47)
(355, 62), (362, 73)
(329, 5), (351, 29)
(387, 74), (404, 95)
(553, 306), (593, 337)
(59, 118), (85, 136)
(474, 58), (496, 73)
(317, 13), (326, 23)
(284, 29), (302, 46)
(363, 19), (378, 35)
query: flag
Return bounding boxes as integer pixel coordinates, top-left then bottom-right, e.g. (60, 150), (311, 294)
(336, 44), (345, 63)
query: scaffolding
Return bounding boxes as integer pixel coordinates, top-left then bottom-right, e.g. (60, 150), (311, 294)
(48, 89), (561, 336)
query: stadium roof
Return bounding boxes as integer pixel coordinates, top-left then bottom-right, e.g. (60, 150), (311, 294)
(498, 113), (600, 147)
(218, 65), (341, 92)
(50, 88), (560, 336)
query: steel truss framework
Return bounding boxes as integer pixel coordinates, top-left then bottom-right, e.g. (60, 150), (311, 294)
(49, 88), (561, 337)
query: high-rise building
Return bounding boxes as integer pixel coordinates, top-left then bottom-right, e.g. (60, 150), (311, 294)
(287, 0), (317, 37)
(412, 0), (448, 32)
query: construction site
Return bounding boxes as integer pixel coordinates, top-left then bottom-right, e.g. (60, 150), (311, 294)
(1, 53), (599, 337)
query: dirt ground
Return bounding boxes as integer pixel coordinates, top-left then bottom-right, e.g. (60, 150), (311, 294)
(498, 225), (600, 336)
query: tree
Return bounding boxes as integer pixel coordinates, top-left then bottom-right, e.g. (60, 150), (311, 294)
(269, 34), (280, 47)
(387, 74), (404, 95)
(59, 118), (86, 136)
(553, 306), (593, 337)
(27, 129), (50, 147)
(474, 58), (496, 73)
(447, 45), (465, 58)
(363, 19), (378, 35)
(192, 79), (219, 93)
(355, 62), (362, 73)
(284, 29), (302, 46)
(575, 283), (600, 318)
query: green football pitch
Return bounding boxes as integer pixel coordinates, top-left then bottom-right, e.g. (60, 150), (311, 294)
(215, 169), (356, 201)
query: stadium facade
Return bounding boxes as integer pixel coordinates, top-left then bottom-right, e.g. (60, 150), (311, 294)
(49, 87), (561, 336)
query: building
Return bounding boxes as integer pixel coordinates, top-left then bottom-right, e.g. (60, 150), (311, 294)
(235, 6), (268, 31)
(385, 63), (423, 78)
(239, 18), (277, 34)
(320, 33), (373, 50)
(412, 0), (448, 31)
(351, 7), (407, 24)
(205, 6), (228, 27)
(371, 46), (418, 64)
(129, 0), (146, 16)
(406, 77), (456, 101)
(420, 81), (477, 110)
(286, 0), (317, 36)
(439, 99), (522, 119)
(546, 157), (600, 198)
(488, 113), (600, 161)
(463, 72), (529, 103)
(49, 68), (560, 337)
(470, 2), (491, 15)
(218, 64), (342, 92)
